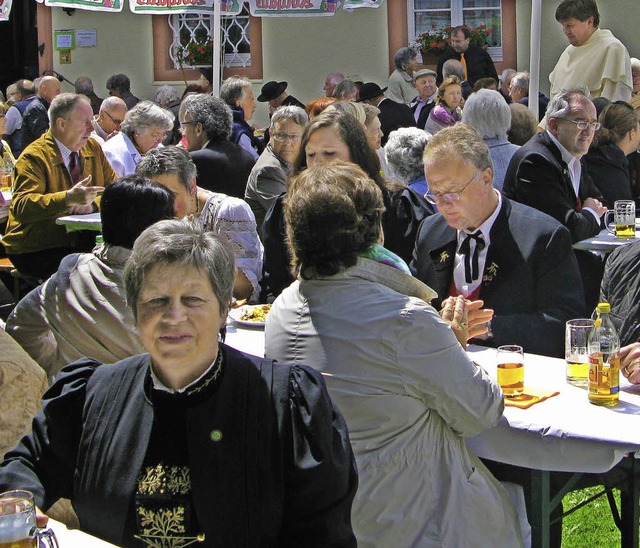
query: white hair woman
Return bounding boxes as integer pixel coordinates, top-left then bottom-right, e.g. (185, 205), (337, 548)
(462, 89), (520, 191)
(102, 100), (174, 177)
(384, 126), (433, 201)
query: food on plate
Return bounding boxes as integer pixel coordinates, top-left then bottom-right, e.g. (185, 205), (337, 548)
(239, 304), (271, 323)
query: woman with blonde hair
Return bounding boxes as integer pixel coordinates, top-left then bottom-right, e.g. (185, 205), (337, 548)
(424, 75), (464, 134)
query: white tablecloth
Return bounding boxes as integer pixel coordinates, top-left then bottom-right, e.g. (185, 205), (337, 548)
(225, 323), (640, 475)
(573, 227), (640, 252)
(55, 212), (102, 232)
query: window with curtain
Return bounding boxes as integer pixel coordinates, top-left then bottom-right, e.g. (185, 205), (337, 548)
(409, 0), (503, 60)
(169, 7), (252, 70)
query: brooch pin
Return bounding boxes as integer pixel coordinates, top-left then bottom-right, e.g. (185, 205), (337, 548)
(439, 251), (450, 263)
(487, 262), (499, 276)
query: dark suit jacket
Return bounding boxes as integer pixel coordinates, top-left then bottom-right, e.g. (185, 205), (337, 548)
(377, 97), (416, 146)
(503, 131), (605, 244)
(436, 45), (498, 86)
(411, 197), (585, 357)
(190, 140), (256, 199)
(281, 94), (305, 109)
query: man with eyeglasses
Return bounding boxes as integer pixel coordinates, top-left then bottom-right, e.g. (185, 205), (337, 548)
(504, 87), (607, 310)
(90, 96), (127, 145)
(181, 93), (255, 199)
(245, 106), (308, 235)
(411, 124), (585, 357)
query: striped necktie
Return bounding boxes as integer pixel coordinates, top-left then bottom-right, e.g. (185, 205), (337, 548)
(69, 152), (81, 184)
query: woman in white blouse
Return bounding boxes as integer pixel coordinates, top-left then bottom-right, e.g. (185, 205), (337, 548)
(103, 101), (174, 177)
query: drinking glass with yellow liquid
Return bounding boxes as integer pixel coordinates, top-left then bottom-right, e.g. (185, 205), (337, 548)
(497, 345), (524, 398)
(605, 199), (636, 239)
(0, 490), (58, 547)
(565, 319), (594, 386)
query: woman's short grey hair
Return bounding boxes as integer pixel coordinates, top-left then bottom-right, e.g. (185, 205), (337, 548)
(180, 94), (233, 142)
(510, 72), (529, 95)
(155, 85), (180, 108)
(120, 100), (175, 138)
(136, 146), (197, 192)
(462, 89), (512, 139)
(331, 80), (358, 100)
(219, 76), (252, 107)
(394, 47), (418, 72)
(48, 93), (91, 126)
(269, 105), (308, 132)
(325, 101), (366, 125)
(631, 58), (640, 77)
(124, 219), (236, 320)
(545, 86), (592, 122)
(384, 127), (430, 184)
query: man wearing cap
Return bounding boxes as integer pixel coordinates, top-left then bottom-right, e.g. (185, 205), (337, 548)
(199, 68), (214, 94)
(411, 69), (438, 130)
(358, 82), (415, 146)
(258, 81), (305, 116)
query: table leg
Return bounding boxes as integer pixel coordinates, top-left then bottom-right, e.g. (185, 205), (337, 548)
(620, 455), (640, 548)
(529, 470), (551, 548)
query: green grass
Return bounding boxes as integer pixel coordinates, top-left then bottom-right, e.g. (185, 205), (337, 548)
(562, 487), (622, 546)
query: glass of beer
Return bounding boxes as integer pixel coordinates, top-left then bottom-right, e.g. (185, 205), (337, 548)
(497, 345), (524, 398)
(0, 490), (57, 547)
(605, 200), (636, 239)
(565, 318), (594, 386)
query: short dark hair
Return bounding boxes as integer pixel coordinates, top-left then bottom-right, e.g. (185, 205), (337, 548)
(106, 73), (131, 93)
(100, 175), (175, 249)
(451, 25), (471, 39)
(293, 110), (386, 191)
(555, 0), (600, 26)
(285, 161), (384, 278)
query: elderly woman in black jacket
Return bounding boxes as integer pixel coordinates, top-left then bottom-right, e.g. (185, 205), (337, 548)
(0, 219), (357, 547)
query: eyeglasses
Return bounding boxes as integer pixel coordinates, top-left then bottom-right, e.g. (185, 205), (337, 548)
(180, 120), (197, 128)
(272, 132), (302, 142)
(103, 110), (123, 126)
(148, 130), (168, 142)
(559, 118), (601, 131)
(424, 171), (478, 205)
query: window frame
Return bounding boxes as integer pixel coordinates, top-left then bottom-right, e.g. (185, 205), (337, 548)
(408, 0), (503, 62)
(387, 0), (516, 73)
(152, 14), (263, 83)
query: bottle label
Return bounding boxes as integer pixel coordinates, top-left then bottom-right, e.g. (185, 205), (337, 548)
(588, 352), (620, 397)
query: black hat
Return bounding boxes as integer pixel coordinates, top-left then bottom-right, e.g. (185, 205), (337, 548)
(258, 81), (288, 102)
(199, 68), (213, 85)
(357, 82), (387, 102)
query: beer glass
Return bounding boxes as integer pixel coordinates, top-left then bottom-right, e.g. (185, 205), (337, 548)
(0, 490), (58, 547)
(605, 200), (636, 239)
(565, 319), (594, 386)
(497, 345), (524, 397)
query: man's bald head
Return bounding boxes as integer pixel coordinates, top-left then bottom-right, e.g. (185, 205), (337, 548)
(97, 96), (127, 134)
(38, 76), (62, 104)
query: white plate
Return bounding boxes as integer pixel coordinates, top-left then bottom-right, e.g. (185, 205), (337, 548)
(228, 304), (270, 327)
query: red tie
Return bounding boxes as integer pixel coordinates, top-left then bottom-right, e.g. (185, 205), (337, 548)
(69, 152), (81, 184)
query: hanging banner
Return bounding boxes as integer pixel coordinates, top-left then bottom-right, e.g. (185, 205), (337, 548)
(343, 0), (382, 9)
(247, 0), (338, 17)
(129, 0), (243, 15)
(0, 0), (13, 22)
(45, 0), (124, 12)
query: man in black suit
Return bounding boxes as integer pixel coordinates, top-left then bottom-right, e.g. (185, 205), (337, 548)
(503, 88), (607, 309)
(411, 69), (438, 130)
(181, 93), (255, 199)
(436, 26), (498, 87)
(358, 82), (415, 146)
(442, 59), (473, 99)
(411, 124), (585, 357)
